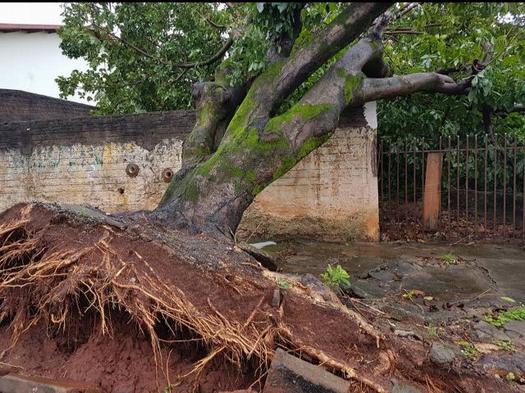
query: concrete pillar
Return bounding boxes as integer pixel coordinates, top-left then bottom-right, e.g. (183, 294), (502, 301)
(423, 152), (443, 230)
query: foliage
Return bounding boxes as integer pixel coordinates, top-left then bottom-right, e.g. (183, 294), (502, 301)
(56, 2), (349, 115)
(426, 324), (439, 338)
(494, 339), (516, 352)
(457, 340), (479, 359)
(440, 253), (458, 265)
(484, 305), (525, 327)
(57, 2), (524, 146)
(57, 2), (247, 114)
(379, 3), (525, 143)
(402, 289), (417, 300)
(320, 264), (351, 291)
(276, 277), (290, 289)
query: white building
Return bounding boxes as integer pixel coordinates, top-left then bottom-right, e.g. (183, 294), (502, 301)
(0, 23), (89, 104)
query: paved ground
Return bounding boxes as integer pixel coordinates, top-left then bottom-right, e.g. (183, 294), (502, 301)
(261, 239), (525, 389)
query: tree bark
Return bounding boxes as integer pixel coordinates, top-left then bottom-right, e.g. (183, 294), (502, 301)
(153, 2), (477, 237)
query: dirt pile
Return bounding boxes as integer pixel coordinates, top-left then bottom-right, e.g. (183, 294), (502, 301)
(0, 203), (515, 392)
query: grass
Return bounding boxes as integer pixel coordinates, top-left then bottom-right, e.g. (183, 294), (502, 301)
(427, 325), (439, 338)
(320, 264), (350, 292)
(440, 253), (458, 265)
(484, 305), (525, 328)
(457, 340), (479, 359)
(276, 278), (290, 289)
(494, 339), (516, 352)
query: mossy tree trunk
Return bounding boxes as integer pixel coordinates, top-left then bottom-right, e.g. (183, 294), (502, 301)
(153, 2), (484, 236)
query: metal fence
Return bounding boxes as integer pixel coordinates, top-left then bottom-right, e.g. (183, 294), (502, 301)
(377, 135), (525, 237)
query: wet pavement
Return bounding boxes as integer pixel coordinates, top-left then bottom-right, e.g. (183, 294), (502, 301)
(259, 239), (525, 388)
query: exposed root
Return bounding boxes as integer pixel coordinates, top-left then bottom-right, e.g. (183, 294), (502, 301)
(277, 324), (389, 393)
(0, 212), (277, 388)
(0, 204), (512, 393)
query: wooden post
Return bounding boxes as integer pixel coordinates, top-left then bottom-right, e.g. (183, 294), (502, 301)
(423, 152), (443, 230)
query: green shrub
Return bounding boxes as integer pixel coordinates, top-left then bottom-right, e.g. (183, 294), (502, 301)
(321, 264), (350, 291)
(484, 306), (525, 328)
(440, 253), (458, 265)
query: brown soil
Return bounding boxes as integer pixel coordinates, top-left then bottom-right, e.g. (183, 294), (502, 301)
(0, 203), (516, 392)
(0, 315), (253, 393)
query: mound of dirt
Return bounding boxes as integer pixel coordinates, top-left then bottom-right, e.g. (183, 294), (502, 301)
(0, 203), (515, 392)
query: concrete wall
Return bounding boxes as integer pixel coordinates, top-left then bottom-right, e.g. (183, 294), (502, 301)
(238, 103), (379, 241)
(0, 105), (379, 241)
(0, 89), (94, 122)
(0, 32), (90, 104)
(0, 111), (195, 213)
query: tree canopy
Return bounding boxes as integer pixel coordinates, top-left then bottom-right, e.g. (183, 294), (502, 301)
(377, 3), (525, 144)
(58, 2), (524, 144)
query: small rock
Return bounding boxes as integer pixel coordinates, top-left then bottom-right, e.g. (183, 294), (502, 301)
(505, 320), (525, 337)
(430, 342), (457, 366)
(272, 288), (281, 307)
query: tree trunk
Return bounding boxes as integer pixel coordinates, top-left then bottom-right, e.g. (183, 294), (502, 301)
(0, 4), (497, 392)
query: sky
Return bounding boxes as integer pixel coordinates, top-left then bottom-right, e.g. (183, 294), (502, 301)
(0, 3), (91, 103)
(0, 3), (64, 25)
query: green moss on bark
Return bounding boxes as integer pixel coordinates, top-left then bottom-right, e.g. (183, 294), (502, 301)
(291, 29), (314, 55)
(273, 133), (331, 181)
(265, 103), (334, 134)
(343, 73), (364, 105)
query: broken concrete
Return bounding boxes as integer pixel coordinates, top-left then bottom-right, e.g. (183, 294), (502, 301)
(264, 348), (350, 393)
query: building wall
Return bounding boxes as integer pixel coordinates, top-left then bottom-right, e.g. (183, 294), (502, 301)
(0, 111), (195, 213)
(238, 103), (379, 241)
(0, 32), (89, 104)
(0, 89), (93, 122)
(0, 105), (379, 241)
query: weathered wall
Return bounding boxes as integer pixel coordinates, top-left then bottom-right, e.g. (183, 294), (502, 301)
(0, 89), (94, 122)
(0, 104), (379, 241)
(238, 103), (379, 241)
(0, 111), (195, 213)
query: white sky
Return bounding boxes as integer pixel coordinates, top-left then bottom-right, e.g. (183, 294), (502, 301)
(0, 3), (64, 25)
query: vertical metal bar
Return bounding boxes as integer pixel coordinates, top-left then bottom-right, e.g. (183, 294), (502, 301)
(397, 146), (400, 205)
(493, 137), (498, 229)
(457, 136), (460, 219)
(521, 152), (525, 239)
(465, 135), (469, 219)
(503, 135), (507, 226)
(413, 140), (416, 203)
(484, 134), (488, 228)
(379, 139), (385, 201)
(513, 138), (517, 231)
(388, 145), (392, 202)
(404, 139), (408, 205)
(474, 135), (478, 226)
(448, 136), (451, 223)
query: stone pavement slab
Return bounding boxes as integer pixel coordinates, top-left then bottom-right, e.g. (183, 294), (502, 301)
(264, 348), (350, 393)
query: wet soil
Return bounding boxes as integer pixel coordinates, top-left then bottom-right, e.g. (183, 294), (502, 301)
(262, 238), (525, 390)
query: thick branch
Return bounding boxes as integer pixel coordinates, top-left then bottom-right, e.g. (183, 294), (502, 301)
(360, 73), (471, 102)
(266, 2), (392, 111)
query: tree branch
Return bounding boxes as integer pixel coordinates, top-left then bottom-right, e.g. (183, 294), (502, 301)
(360, 72), (471, 102)
(86, 25), (232, 70)
(267, 2), (393, 111)
(173, 38), (233, 68)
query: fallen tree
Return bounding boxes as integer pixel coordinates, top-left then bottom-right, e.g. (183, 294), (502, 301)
(0, 2), (515, 392)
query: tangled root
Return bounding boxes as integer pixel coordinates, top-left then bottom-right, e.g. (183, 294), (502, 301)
(0, 204), (391, 392)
